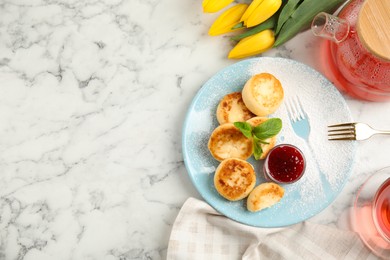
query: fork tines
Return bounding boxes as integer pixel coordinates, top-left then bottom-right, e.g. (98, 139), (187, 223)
(328, 123), (356, 140)
(286, 96), (305, 122)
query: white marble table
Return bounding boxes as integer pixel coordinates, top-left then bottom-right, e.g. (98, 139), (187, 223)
(1, 0), (390, 259)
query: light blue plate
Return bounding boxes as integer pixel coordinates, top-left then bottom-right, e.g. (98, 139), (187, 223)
(182, 57), (357, 227)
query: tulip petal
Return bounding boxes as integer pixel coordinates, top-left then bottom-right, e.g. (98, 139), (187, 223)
(203, 0), (234, 13)
(228, 29), (275, 59)
(209, 4), (249, 36)
(246, 0), (282, 27)
(240, 0), (265, 24)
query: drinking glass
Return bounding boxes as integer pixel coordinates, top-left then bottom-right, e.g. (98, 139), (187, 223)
(353, 167), (390, 258)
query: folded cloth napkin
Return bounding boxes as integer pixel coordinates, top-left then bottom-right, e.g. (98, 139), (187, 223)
(167, 198), (378, 260)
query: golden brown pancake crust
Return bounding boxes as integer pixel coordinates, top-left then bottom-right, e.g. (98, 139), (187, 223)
(208, 123), (253, 161)
(242, 73), (284, 116)
(214, 158), (256, 201)
(217, 92), (255, 124)
(247, 182), (285, 212)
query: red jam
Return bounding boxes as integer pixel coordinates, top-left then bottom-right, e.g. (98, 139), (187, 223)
(264, 144), (305, 184)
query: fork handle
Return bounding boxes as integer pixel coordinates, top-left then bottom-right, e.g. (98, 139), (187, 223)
(374, 130), (390, 135)
(307, 142), (333, 198)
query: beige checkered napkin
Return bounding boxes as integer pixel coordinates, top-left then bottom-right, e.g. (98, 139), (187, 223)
(167, 198), (378, 260)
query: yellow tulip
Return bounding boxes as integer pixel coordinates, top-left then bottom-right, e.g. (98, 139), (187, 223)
(241, 0), (282, 28)
(228, 29), (275, 59)
(240, 0), (264, 23)
(202, 0), (234, 13)
(208, 4), (248, 36)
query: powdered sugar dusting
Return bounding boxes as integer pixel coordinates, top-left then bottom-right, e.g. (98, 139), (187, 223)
(248, 58), (355, 214)
(183, 57), (356, 227)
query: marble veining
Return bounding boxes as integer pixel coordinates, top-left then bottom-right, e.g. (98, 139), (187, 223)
(1, 0), (390, 259)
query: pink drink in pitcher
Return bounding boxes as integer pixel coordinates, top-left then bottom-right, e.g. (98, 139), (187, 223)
(312, 0), (390, 101)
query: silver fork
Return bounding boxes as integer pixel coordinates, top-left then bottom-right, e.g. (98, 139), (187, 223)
(286, 96), (332, 198)
(328, 122), (390, 141)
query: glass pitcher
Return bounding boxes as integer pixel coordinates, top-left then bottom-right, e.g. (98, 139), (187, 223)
(311, 0), (390, 101)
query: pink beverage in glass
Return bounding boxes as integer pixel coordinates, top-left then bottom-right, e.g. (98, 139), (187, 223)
(373, 178), (390, 241)
(354, 168), (390, 258)
(313, 0), (390, 101)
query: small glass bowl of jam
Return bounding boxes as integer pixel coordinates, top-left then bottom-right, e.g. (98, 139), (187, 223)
(263, 144), (306, 184)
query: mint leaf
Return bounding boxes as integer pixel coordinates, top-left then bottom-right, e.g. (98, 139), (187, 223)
(234, 118), (282, 160)
(253, 137), (263, 160)
(253, 118), (282, 140)
(234, 122), (253, 139)
(258, 139), (270, 145)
